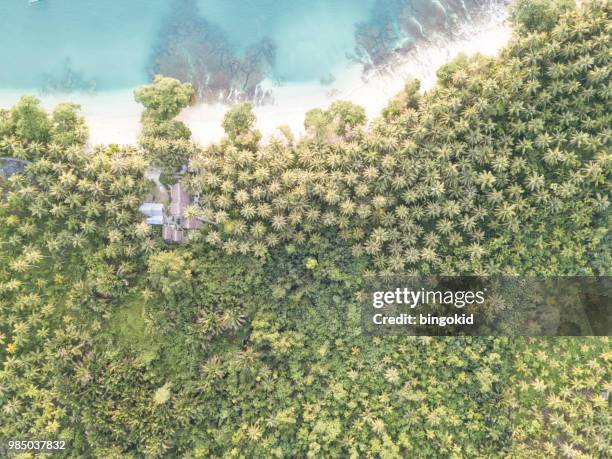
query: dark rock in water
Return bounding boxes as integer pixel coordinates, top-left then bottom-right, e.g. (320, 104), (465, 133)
(352, 0), (503, 72)
(239, 38), (275, 98)
(406, 0), (447, 31)
(150, 0), (275, 104)
(394, 37), (417, 55)
(401, 16), (425, 39)
(445, 0), (471, 19)
(41, 57), (97, 94)
(353, 20), (400, 67)
(320, 73), (336, 86)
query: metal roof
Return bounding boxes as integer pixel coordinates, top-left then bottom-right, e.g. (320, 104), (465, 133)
(139, 203), (164, 225)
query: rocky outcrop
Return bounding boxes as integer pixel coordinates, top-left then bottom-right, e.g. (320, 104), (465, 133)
(150, 0), (275, 104)
(352, 0), (507, 70)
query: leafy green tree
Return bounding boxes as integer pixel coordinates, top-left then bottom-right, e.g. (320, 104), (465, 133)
(327, 100), (366, 135)
(0, 108), (11, 137)
(51, 102), (88, 146)
(134, 75), (194, 121)
(436, 53), (469, 86)
(139, 118), (195, 177)
(10, 95), (51, 143)
(510, 0), (574, 33)
(147, 250), (193, 300)
(222, 102), (261, 148)
(303, 107), (329, 137)
(305, 100), (366, 137)
(382, 79), (421, 119)
(135, 76), (196, 176)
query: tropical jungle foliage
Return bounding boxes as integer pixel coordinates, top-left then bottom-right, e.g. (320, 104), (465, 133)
(0, 1), (610, 457)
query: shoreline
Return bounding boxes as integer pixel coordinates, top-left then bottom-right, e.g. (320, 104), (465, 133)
(0, 5), (511, 148)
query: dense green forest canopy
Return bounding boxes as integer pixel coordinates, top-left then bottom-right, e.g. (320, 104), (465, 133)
(0, 1), (610, 457)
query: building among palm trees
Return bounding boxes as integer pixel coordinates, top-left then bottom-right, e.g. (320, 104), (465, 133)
(138, 203), (164, 225)
(161, 225), (184, 243)
(139, 180), (202, 243)
(169, 182), (202, 230)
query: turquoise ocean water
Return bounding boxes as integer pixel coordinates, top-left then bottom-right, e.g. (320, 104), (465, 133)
(0, 0), (171, 90)
(0, 0), (378, 91)
(1, 0), (493, 98)
(196, 0), (377, 81)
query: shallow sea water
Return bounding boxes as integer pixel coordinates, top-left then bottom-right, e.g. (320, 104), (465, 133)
(0, 0), (170, 90)
(196, 0), (376, 81)
(0, 0), (379, 91)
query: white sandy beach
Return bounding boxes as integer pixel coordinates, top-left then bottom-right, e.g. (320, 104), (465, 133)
(0, 6), (511, 148)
